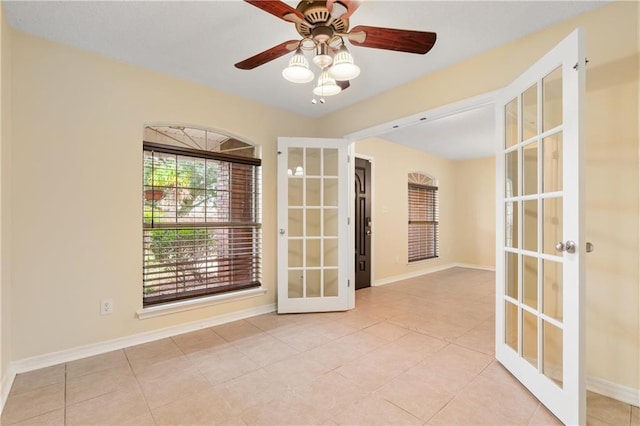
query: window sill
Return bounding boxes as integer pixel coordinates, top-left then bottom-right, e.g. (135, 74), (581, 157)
(136, 287), (267, 320)
(407, 256), (439, 266)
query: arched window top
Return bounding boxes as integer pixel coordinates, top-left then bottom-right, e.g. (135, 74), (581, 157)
(408, 172), (437, 187)
(144, 125), (256, 159)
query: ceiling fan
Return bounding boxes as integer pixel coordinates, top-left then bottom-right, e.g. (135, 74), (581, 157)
(234, 0), (437, 99)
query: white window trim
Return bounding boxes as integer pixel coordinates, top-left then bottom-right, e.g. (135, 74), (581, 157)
(136, 286), (267, 320)
(405, 257), (439, 266)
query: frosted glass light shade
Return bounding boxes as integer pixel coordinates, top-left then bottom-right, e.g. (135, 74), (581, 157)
(282, 50), (314, 83)
(328, 46), (360, 81)
(313, 71), (342, 96)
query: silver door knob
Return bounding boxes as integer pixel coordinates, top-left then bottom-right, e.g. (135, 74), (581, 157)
(555, 240), (576, 254)
(279, 229), (285, 235)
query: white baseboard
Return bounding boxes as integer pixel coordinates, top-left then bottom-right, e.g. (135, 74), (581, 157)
(452, 262), (496, 272)
(1, 364), (17, 414)
(587, 375), (640, 407)
(3, 293), (638, 413)
(9, 303), (276, 376)
(373, 263), (457, 286)
(373, 262), (495, 287)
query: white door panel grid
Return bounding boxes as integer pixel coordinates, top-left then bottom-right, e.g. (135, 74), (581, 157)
(277, 137), (354, 313)
(495, 29), (585, 425)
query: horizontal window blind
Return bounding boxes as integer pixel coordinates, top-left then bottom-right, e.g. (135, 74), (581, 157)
(143, 143), (261, 306)
(408, 183), (439, 262)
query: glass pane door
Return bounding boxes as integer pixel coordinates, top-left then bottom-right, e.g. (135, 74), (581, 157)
(496, 29), (585, 425)
(277, 138), (353, 313)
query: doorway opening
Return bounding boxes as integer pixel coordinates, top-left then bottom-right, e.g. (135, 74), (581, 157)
(354, 157), (372, 289)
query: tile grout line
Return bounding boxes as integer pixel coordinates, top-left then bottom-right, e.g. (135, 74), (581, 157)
(526, 402), (543, 425)
(122, 348), (157, 425)
(422, 390), (459, 424)
(381, 395), (429, 424)
(4, 270), (635, 425)
(423, 342), (494, 424)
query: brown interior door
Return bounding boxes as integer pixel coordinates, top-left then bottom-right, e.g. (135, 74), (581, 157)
(354, 157), (371, 290)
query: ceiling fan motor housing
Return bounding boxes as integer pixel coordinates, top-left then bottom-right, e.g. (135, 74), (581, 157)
(294, 0), (349, 38)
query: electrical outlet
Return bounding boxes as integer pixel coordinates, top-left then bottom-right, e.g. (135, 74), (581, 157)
(101, 299), (113, 315)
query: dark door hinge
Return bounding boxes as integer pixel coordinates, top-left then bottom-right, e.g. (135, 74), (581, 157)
(573, 58), (589, 70)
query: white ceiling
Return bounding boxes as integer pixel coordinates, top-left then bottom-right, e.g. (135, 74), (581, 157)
(380, 105), (496, 160)
(3, 0), (606, 159)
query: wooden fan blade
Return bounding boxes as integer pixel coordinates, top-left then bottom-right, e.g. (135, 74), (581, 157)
(327, 0), (361, 19)
(348, 25), (437, 54)
(337, 80), (350, 91)
(244, 0), (305, 22)
(235, 40), (299, 70)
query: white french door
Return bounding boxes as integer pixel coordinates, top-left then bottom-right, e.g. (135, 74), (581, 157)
(496, 29), (585, 425)
(277, 137), (354, 313)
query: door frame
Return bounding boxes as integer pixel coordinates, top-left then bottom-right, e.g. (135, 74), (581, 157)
(345, 91), (499, 289)
(345, 90), (499, 143)
(354, 154), (375, 287)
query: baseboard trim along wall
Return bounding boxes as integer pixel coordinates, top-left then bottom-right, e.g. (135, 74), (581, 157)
(587, 376), (640, 407)
(1, 302), (276, 411)
(453, 263), (496, 272)
(0, 364), (17, 414)
(373, 264), (640, 407)
(2, 274), (639, 412)
(373, 263), (495, 287)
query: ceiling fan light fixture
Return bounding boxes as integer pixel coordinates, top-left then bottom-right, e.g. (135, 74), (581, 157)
(328, 45), (360, 81)
(237, 0), (439, 105)
(312, 43), (333, 69)
(282, 49), (315, 83)
(313, 70), (342, 96)
(312, 54), (333, 68)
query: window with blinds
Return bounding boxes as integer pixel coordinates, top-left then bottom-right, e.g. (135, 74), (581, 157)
(408, 181), (439, 262)
(142, 137), (261, 306)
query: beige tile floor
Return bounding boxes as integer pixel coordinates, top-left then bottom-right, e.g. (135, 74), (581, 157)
(2, 267), (638, 425)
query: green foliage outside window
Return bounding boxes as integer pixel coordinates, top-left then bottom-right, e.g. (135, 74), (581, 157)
(145, 228), (216, 294)
(143, 153), (221, 296)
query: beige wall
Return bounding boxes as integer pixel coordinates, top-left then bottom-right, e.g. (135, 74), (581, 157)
(584, 30), (639, 389)
(326, 2), (640, 391)
(0, 3), (12, 404)
(8, 30), (318, 361)
(353, 140), (495, 283)
(453, 157), (496, 268)
(355, 137), (457, 282)
(1, 0), (638, 398)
